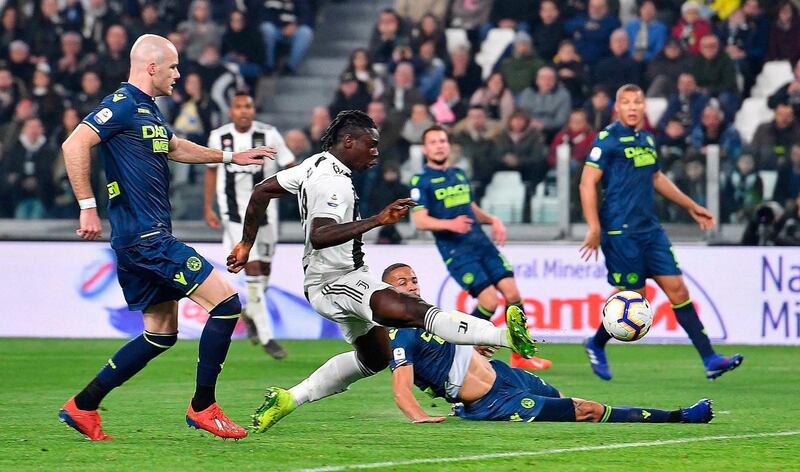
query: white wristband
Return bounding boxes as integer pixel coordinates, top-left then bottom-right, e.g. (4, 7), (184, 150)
(78, 198), (97, 210)
(222, 151), (233, 164)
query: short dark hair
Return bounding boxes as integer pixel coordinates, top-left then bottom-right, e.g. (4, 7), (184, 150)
(382, 263), (411, 282)
(320, 110), (377, 151)
(421, 124), (448, 144)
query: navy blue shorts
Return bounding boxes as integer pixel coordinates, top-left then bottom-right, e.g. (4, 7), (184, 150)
(458, 360), (575, 422)
(445, 242), (514, 297)
(600, 228), (681, 290)
(113, 230), (214, 311)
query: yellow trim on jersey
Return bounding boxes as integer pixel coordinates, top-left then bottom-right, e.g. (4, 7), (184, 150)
(584, 162), (600, 169)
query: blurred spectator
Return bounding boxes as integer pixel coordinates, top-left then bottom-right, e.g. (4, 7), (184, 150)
(592, 29), (641, 95)
(49, 107), (82, 219)
(304, 106), (331, 153)
(96, 25), (130, 94)
(481, 0), (537, 39)
(767, 60), (800, 118)
(658, 73), (709, 134)
(169, 72), (221, 145)
(0, 6), (25, 60)
(380, 61), (425, 118)
(721, 151), (763, 223)
(1, 117), (55, 219)
(259, 0), (315, 75)
(751, 103), (800, 170)
(674, 159), (706, 219)
(190, 44), (241, 113)
(0, 99), (36, 156)
(690, 34), (740, 122)
(549, 108), (596, 169)
(410, 14), (447, 59)
(82, 0), (119, 53)
(583, 85), (613, 131)
(499, 31), (545, 96)
(284, 128), (312, 162)
(394, 0), (449, 25)
(367, 100), (402, 163)
(52, 32), (91, 94)
(30, 66), (64, 131)
(670, 2), (710, 56)
(346, 48), (384, 98)
(518, 66), (572, 139)
(368, 163), (409, 229)
(445, 45), (482, 100)
(178, 0), (224, 63)
(494, 110), (547, 189)
(469, 72), (515, 123)
(741, 197), (800, 246)
(29, 0), (67, 57)
(416, 40), (447, 102)
(400, 103), (433, 145)
(656, 117), (689, 171)
(368, 9), (407, 66)
(221, 10), (265, 87)
(452, 105), (503, 193)
(552, 40), (587, 106)
(532, 0), (565, 62)
(0, 67), (24, 125)
(645, 37), (690, 98)
(329, 71), (371, 117)
(126, 2), (170, 39)
(74, 70), (104, 118)
(688, 105), (742, 165)
(449, 0), (493, 50)
(767, 2), (800, 64)
(564, 0), (621, 66)
(718, 4), (768, 99)
(773, 145), (800, 207)
(429, 78), (467, 125)
(8, 40), (35, 84)
(625, 0), (667, 62)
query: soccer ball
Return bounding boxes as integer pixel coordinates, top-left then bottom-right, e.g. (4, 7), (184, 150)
(602, 291), (653, 342)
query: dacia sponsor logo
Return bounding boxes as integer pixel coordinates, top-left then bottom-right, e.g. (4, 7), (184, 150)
(623, 146), (657, 167)
(434, 184), (471, 208)
(142, 125), (169, 153)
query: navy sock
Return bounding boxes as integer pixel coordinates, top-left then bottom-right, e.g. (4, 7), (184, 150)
(193, 294), (241, 411)
(470, 304), (495, 320)
(672, 300), (715, 359)
(602, 405), (681, 423)
(75, 331), (177, 410)
(592, 324), (612, 348)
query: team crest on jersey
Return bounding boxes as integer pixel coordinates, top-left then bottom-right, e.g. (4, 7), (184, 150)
(521, 398), (535, 409)
(186, 256), (203, 272)
(94, 108), (113, 124)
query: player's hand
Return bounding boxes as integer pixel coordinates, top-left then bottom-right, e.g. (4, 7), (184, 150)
(226, 241), (253, 273)
(411, 416), (446, 424)
(233, 146), (276, 166)
(475, 345), (499, 358)
(448, 215), (473, 234)
(579, 227), (600, 262)
(689, 204), (716, 231)
(204, 209), (221, 229)
(490, 216), (506, 246)
(377, 198), (417, 225)
(77, 208), (102, 240)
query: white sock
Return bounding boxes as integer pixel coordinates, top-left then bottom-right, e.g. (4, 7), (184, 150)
(246, 275), (273, 345)
(288, 351), (375, 407)
(424, 307), (509, 347)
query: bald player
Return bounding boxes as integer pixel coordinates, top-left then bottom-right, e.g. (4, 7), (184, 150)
(58, 34), (274, 440)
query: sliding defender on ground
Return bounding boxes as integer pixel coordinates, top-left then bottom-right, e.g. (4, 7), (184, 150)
(227, 110), (537, 432)
(383, 263), (713, 424)
(579, 83), (742, 381)
(59, 34), (275, 440)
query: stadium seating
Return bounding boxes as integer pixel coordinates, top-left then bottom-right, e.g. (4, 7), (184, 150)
(480, 171), (525, 223)
(750, 61), (794, 98)
(734, 97), (774, 143)
(530, 181), (559, 224)
(645, 97), (668, 128)
(474, 28), (515, 80)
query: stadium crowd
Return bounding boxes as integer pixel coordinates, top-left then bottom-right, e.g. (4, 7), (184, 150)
(0, 0), (798, 244)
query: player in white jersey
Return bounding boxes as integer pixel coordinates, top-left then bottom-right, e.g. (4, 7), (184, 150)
(204, 92), (293, 359)
(227, 110), (538, 433)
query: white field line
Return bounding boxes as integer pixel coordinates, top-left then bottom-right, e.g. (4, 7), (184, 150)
(293, 430), (800, 472)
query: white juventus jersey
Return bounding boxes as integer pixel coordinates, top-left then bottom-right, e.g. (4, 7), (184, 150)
(207, 121), (295, 224)
(275, 152), (365, 290)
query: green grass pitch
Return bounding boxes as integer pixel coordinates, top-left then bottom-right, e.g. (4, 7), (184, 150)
(1, 339), (798, 471)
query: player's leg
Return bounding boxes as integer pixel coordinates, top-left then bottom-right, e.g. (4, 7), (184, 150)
(495, 276), (553, 370)
(244, 261), (287, 359)
(570, 397), (713, 424)
(222, 219), (258, 344)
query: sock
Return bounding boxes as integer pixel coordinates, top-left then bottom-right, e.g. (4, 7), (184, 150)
(289, 351), (375, 407)
(246, 274), (274, 345)
(193, 294), (241, 411)
(592, 324), (612, 348)
(672, 299), (716, 359)
(424, 307), (508, 347)
(75, 331), (178, 410)
(601, 405), (681, 423)
(470, 304), (495, 320)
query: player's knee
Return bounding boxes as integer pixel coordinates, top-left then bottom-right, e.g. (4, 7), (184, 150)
(477, 289), (499, 312)
(357, 349), (389, 374)
(210, 293), (242, 317)
(371, 289), (425, 328)
(573, 399), (604, 422)
(143, 331), (178, 349)
(667, 284), (690, 305)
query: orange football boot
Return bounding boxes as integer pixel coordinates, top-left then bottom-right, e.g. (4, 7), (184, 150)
(58, 397), (112, 441)
(186, 403), (248, 440)
(510, 352), (553, 370)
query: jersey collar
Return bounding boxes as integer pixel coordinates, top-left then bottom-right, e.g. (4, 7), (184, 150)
(324, 151), (352, 176)
(121, 82), (156, 102)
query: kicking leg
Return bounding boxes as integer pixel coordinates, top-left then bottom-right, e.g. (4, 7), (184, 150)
(496, 277), (552, 370)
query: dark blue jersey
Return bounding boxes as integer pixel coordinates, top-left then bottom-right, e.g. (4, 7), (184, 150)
(389, 328), (456, 400)
(584, 121), (661, 233)
(410, 165), (492, 256)
(82, 83), (174, 241)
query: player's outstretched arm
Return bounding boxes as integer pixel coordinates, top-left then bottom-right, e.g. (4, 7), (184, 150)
(167, 135), (276, 165)
(227, 176), (291, 273)
(62, 124), (103, 240)
(309, 198), (416, 250)
(392, 366), (446, 424)
(411, 208), (473, 234)
(579, 165), (603, 261)
(653, 171), (715, 230)
(471, 202), (506, 246)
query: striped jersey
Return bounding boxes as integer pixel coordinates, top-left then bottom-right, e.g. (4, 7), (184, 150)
(207, 121), (295, 224)
(275, 152), (365, 290)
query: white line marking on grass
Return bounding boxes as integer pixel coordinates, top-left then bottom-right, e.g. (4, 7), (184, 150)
(294, 431), (800, 472)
